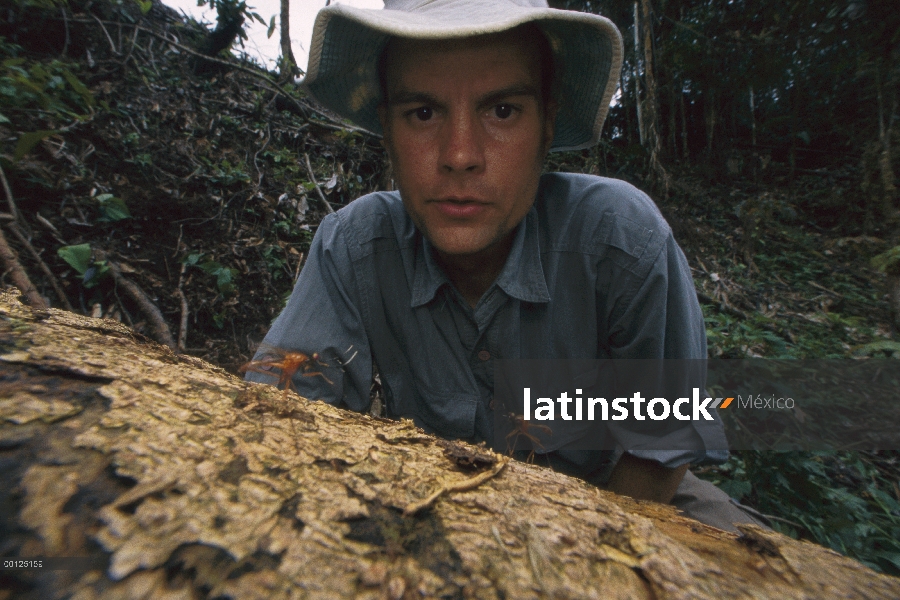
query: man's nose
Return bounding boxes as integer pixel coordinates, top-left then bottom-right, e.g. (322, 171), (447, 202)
(439, 112), (485, 174)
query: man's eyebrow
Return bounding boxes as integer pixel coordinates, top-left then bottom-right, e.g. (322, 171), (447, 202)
(386, 90), (441, 106)
(476, 84), (540, 108)
(386, 85), (539, 107)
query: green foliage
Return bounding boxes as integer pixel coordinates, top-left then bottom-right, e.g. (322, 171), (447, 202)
(871, 246), (900, 276)
(133, 0), (152, 15)
(57, 244), (109, 288)
(184, 253), (238, 296)
(204, 158), (250, 186)
(94, 194), (131, 222)
(198, 0), (267, 46)
(260, 245), (287, 281)
(14, 129), (58, 161)
(0, 51), (95, 119)
(57, 243), (91, 275)
(707, 452), (900, 574)
(853, 341), (900, 358)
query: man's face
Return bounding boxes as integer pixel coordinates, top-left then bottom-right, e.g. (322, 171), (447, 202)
(379, 30), (556, 259)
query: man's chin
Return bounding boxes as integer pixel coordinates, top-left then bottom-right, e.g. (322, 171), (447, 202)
(426, 229), (512, 261)
(427, 231), (494, 258)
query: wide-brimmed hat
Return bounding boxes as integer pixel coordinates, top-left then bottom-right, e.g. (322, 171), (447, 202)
(302, 0), (623, 152)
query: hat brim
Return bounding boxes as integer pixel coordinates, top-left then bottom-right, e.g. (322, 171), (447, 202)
(302, 1), (623, 152)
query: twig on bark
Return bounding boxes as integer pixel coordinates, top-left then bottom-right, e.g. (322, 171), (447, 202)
(304, 153), (335, 214)
(6, 223), (73, 311)
(98, 251), (176, 350)
(403, 456), (508, 516)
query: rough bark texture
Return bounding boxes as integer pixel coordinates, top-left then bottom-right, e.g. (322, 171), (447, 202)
(1, 289), (899, 599)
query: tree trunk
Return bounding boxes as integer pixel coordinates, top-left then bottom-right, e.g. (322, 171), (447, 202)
(750, 85), (758, 180)
(876, 60), (898, 212)
(668, 74), (677, 160)
(633, 2), (645, 146)
(2, 288), (899, 599)
(279, 0), (297, 80)
(679, 75), (689, 161)
(705, 86), (716, 157)
(640, 0), (668, 197)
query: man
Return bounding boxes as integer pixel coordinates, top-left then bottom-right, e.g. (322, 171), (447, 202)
(249, 0), (768, 532)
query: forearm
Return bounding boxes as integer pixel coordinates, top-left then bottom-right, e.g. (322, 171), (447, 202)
(605, 453), (688, 504)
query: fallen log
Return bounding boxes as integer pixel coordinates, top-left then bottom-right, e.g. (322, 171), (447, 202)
(0, 288), (898, 599)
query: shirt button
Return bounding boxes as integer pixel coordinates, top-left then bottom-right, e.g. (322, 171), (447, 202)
(477, 350), (491, 361)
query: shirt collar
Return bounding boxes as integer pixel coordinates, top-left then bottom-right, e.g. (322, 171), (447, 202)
(409, 206), (550, 308)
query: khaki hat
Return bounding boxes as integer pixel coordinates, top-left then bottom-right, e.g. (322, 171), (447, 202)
(302, 0), (623, 151)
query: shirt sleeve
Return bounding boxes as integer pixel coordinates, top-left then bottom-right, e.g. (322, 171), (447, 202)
(607, 230), (706, 360)
(602, 223), (728, 468)
(244, 212), (373, 413)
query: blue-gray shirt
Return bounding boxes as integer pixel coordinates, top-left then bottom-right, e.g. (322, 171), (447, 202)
(248, 173), (726, 476)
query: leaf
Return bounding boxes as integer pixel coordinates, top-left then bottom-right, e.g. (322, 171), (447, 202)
(62, 70), (94, 108)
(267, 15), (276, 39)
(719, 479), (752, 500)
(135, 0), (153, 14)
(82, 262), (110, 288)
(14, 130), (57, 162)
(57, 244), (92, 275)
(0, 112), (9, 124)
(96, 194), (131, 222)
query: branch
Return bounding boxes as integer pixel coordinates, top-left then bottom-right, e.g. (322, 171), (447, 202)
(304, 153), (335, 214)
(0, 165), (18, 223)
(6, 223), (73, 312)
(98, 251), (176, 350)
(0, 227), (47, 310)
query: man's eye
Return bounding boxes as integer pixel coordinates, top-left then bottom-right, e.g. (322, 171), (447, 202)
(494, 104), (514, 119)
(414, 106), (433, 121)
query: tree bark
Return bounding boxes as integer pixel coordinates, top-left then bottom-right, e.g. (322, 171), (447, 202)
(1, 288), (899, 599)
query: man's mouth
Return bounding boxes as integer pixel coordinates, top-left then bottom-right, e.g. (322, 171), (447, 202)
(431, 198), (488, 219)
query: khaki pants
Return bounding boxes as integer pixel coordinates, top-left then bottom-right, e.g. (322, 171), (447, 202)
(672, 470), (772, 533)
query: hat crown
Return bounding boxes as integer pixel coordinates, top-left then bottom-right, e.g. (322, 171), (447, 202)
(383, 0), (549, 11)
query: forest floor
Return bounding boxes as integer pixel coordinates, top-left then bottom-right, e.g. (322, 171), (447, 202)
(2, 0), (900, 576)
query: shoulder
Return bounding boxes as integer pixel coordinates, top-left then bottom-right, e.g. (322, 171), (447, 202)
(536, 173), (672, 264)
(323, 191), (415, 259)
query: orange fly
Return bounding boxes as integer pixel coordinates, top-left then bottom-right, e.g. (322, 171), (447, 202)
(240, 345), (334, 396)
